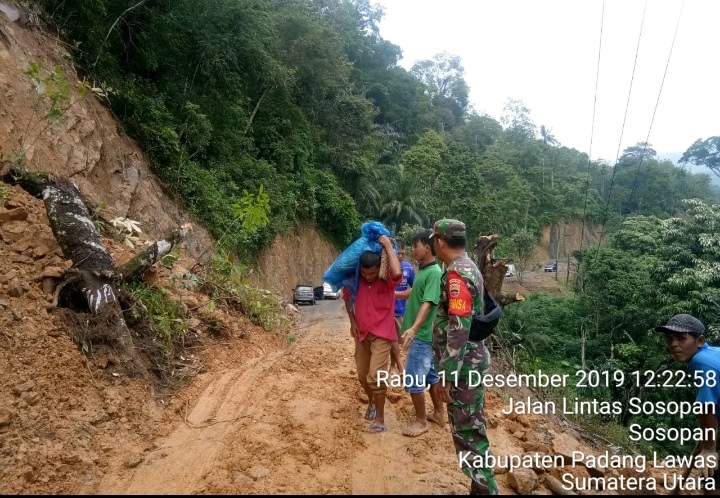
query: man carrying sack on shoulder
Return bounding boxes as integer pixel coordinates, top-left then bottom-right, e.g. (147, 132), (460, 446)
(343, 235), (402, 433)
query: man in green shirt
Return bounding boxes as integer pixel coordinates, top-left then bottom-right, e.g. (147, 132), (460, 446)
(396, 229), (445, 437)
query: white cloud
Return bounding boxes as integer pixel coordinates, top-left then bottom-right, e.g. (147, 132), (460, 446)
(376, 0), (720, 163)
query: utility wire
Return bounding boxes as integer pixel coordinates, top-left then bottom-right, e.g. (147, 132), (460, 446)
(580, 1), (682, 298)
(597, 0), (648, 249)
(578, 0), (605, 256)
(626, 0), (685, 215)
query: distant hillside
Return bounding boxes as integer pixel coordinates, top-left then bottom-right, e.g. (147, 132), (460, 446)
(659, 151), (720, 187)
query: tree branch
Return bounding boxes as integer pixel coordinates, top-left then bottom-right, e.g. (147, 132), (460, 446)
(243, 86), (270, 135)
(117, 224), (192, 281)
(93, 0), (149, 67)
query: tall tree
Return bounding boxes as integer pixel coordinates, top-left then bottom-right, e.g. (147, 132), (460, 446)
(680, 137), (720, 179)
(618, 142), (657, 165)
(377, 164), (427, 227)
(402, 130), (448, 194)
(410, 52), (470, 131)
(500, 98), (536, 143)
(540, 125), (559, 146)
(451, 113), (503, 160)
(510, 230), (536, 283)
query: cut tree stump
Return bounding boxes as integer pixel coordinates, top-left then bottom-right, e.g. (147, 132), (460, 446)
(473, 234), (525, 307)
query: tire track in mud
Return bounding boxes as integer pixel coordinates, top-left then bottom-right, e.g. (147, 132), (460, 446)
(95, 300), (511, 495)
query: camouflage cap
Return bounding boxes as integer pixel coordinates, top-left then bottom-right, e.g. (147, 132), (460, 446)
(430, 219), (466, 240)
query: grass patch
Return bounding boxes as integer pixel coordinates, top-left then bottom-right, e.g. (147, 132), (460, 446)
(124, 282), (190, 360)
(0, 183), (12, 207)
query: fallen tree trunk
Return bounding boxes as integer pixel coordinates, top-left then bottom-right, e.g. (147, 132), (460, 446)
(3, 167), (190, 382)
(43, 178), (118, 308)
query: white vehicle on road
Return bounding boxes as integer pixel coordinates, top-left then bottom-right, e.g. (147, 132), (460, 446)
(505, 264), (516, 277)
(323, 282), (342, 299)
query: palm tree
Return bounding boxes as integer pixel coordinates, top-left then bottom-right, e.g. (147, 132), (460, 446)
(355, 170), (382, 216)
(377, 164), (427, 228)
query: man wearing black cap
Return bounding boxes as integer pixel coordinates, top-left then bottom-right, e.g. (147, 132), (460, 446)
(656, 314), (720, 492)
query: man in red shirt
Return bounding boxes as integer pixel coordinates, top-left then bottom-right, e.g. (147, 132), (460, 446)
(343, 235), (402, 433)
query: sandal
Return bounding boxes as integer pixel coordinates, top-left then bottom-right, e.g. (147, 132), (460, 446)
(368, 423), (388, 433)
(364, 407), (376, 421)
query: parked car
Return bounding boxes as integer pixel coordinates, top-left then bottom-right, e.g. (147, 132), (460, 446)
(505, 264), (516, 277)
(323, 282), (342, 299)
(544, 262), (558, 273)
(293, 284), (316, 305)
(313, 286), (324, 301)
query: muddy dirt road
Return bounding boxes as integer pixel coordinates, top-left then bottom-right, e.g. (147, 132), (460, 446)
(93, 300), (520, 495)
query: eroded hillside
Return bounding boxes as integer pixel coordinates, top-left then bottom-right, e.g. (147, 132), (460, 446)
(0, 3), (213, 258)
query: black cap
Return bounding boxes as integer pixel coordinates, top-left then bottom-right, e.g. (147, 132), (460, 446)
(655, 314), (706, 337)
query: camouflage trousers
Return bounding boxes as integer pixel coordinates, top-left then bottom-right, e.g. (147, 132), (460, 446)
(447, 382), (498, 495)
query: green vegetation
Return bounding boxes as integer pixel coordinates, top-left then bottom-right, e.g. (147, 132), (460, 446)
(396, 223), (426, 246)
(16, 61), (109, 166)
(124, 282), (190, 361)
(206, 248), (290, 332)
(38, 0), (720, 457)
(499, 199), (720, 456)
(0, 184), (11, 207)
(41, 0), (719, 262)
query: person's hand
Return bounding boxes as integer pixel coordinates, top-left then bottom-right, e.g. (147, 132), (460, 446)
(350, 321), (359, 339)
(435, 375), (454, 404)
(402, 327), (417, 350)
(377, 235), (392, 248)
(439, 383), (453, 404)
(668, 442), (705, 493)
(698, 448), (718, 478)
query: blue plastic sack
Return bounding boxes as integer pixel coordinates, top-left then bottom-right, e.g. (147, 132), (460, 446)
(322, 222), (391, 302)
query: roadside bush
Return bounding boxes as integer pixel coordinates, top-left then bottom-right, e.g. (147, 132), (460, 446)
(206, 248), (291, 332)
(123, 282), (190, 361)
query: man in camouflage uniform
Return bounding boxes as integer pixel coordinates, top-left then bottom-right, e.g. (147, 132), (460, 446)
(431, 219), (498, 495)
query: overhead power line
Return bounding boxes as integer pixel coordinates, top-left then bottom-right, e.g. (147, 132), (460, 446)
(578, 0), (605, 256)
(597, 0), (649, 248)
(577, 0), (684, 295)
(626, 0), (685, 214)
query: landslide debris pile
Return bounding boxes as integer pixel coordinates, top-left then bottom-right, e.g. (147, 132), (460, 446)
(0, 183), (281, 493)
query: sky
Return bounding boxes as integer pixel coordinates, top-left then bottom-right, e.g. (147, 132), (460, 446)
(375, 0), (720, 165)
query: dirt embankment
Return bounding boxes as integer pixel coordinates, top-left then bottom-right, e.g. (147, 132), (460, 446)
(254, 222), (339, 299)
(0, 182), (285, 494)
(0, 3), (212, 259)
(534, 219), (602, 266)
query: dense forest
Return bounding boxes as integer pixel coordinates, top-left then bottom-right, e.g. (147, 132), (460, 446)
(40, 0), (716, 253)
(40, 0), (720, 454)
